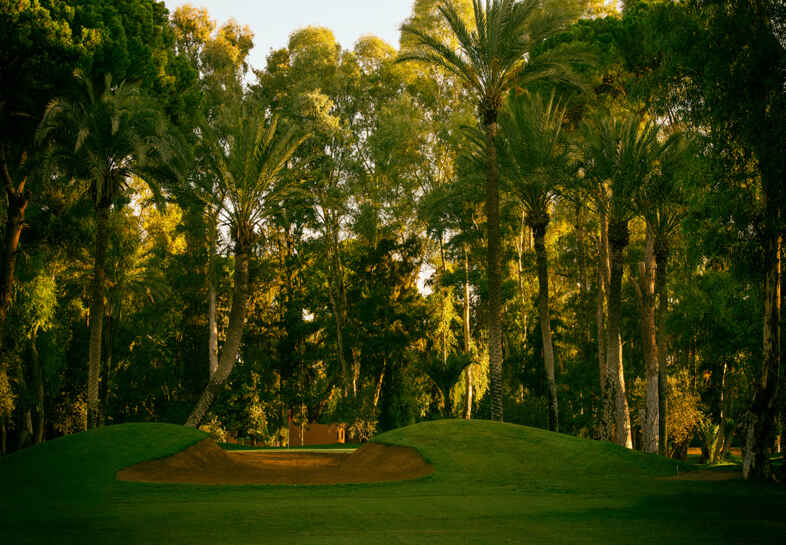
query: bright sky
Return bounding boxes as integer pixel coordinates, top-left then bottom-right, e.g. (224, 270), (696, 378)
(163, 1), (415, 72)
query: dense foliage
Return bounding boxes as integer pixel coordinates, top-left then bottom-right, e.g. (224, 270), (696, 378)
(1, 0), (783, 481)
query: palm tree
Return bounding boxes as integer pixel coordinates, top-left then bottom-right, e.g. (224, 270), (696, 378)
(399, 0), (584, 421)
(38, 71), (174, 428)
(581, 112), (670, 448)
(633, 132), (688, 454)
(499, 90), (568, 432)
(185, 100), (307, 428)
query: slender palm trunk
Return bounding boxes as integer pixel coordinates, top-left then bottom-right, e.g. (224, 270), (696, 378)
(634, 230), (659, 454)
(87, 201), (109, 429)
(743, 203), (781, 479)
(531, 216), (558, 432)
(483, 116), (504, 422)
(598, 213), (612, 440)
(463, 246), (473, 420)
(0, 171), (28, 344)
(654, 234), (669, 456)
(607, 220), (632, 449)
(186, 245), (251, 427)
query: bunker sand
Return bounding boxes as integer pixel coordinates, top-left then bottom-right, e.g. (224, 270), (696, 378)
(117, 439), (433, 485)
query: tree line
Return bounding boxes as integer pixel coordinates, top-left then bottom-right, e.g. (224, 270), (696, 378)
(0, 0), (783, 481)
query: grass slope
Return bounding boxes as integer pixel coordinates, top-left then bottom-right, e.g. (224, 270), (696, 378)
(2, 419), (784, 545)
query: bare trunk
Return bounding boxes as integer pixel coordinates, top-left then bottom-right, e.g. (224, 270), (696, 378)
(325, 215), (349, 393)
(483, 117), (504, 422)
(654, 235), (669, 456)
(373, 361), (386, 409)
(186, 245), (251, 427)
(87, 201), (109, 429)
(531, 216), (558, 432)
(463, 247), (473, 420)
(517, 214), (529, 347)
(607, 220), (632, 449)
(633, 230), (659, 454)
(207, 216), (219, 378)
(709, 362), (728, 464)
(743, 219), (781, 480)
(0, 170), (28, 344)
(598, 213), (612, 440)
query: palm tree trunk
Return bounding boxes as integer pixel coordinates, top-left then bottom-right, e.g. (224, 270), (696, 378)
(634, 230), (659, 454)
(463, 246), (473, 420)
(186, 245), (251, 427)
(531, 216), (558, 432)
(743, 211), (781, 479)
(483, 117), (504, 422)
(607, 220), (632, 449)
(654, 233), (669, 456)
(0, 169), (29, 344)
(598, 212), (612, 440)
(596, 267), (608, 440)
(87, 201), (109, 429)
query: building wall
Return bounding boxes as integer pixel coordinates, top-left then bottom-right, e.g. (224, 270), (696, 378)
(288, 420), (346, 447)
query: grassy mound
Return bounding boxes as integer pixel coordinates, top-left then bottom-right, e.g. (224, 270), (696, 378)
(0, 423), (206, 506)
(375, 419), (689, 491)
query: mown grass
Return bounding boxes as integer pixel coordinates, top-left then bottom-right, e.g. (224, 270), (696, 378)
(2, 419), (784, 545)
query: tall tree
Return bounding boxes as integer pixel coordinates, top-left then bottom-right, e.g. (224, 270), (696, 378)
(38, 71), (174, 428)
(582, 112), (670, 448)
(0, 0), (79, 346)
(499, 90), (568, 431)
(399, 0), (584, 421)
(185, 100), (307, 428)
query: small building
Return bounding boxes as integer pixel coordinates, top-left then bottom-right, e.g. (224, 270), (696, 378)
(288, 415), (346, 447)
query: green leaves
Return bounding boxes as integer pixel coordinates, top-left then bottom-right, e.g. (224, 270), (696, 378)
(201, 96), (308, 249)
(580, 111), (669, 224)
(399, 0), (585, 122)
(499, 89), (568, 218)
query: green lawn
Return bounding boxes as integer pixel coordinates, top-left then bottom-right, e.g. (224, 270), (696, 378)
(2, 420), (783, 544)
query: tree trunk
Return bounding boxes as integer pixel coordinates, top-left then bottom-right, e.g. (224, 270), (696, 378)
(87, 201), (109, 429)
(633, 230), (659, 454)
(607, 220), (633, 449)
(101, 308), (114, 425)
(373, 361), (386, 410)
(325, 214), (349, 393)
(186, 245), (251, 428)
(207, 215), (219, 378)
(743, 219), (781, 480)
(483, 116), (504, 422)
(598, 212), (612, 440)
(654, 233), (669, 456)
(31, 327), (45, 444)
(531, 215), (558, 432)
(463, 246), (473, 420)
(0, 171), (29, 344)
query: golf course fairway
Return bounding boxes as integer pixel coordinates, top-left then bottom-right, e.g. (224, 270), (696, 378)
(1, 419), (783, 544)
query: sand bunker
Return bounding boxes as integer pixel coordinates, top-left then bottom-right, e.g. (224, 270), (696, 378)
(117, 440), (433, 485)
